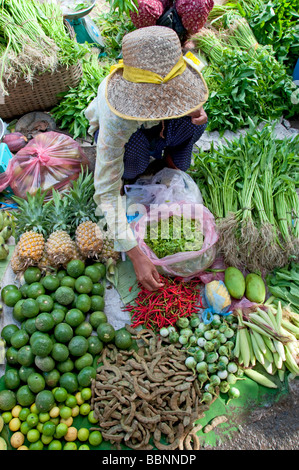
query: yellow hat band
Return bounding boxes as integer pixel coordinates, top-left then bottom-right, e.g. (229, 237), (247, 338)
(110, 55), (187, 85)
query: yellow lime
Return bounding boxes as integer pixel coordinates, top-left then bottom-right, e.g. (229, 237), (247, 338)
(60, 416), (73, 427)
(71, 406), (79, 417)
(64, 426), (77, 442)
(41, 434), (53, 445)
(9, 417), (21, 431)
(63, 442), (77, 450)
(75, 391), (84, 405)
(11, 405), (22, 418)
(79, 403), (90, 416)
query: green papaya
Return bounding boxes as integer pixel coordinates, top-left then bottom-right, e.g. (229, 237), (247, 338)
(245, 273), (266, 303)
(224, 267), (246, 299)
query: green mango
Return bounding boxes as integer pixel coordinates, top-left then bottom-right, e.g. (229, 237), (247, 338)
(245, 273), (266, 303)
(224, 267), (246, 299)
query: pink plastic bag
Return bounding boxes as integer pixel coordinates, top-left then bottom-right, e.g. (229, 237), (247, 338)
(0, 132), (89, 198)
(133, 202), (219, 278)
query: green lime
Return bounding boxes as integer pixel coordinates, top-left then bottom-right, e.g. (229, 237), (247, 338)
(53, 387), (68, 403)
(41, 434), (53, 445)
(97, 322), (115, 343)
(16, 385), (35, 407)
(23, 318), (38, 336)
(59, 372), (79, 394)
(12, 299), (26, 322)
(20, 421), (30, 435)
(29, 440), (44, 450)
(89, 311), (107, 329)
(65, 308), (85, 327)
(84, 265), (102, 283)
(51, 342), (69, 363)
(59, 406), (72, 420)
(1, 323), (19, 344)
(55, 422), (68, 439)
(56, 269), (67, 280)
(27, 428), (40, 443)
(1, 284), (19, 300)
(54, 323), (73, 343)
(27, 372), (46, 394)
(114, 328), (133, 350)
(17, 345), (34, 367)
(52, 303), (68, 314)
(27, 282), (45, 299)
(41, 274), (60, 292)
(21, 298), (40, 318)
(26, 412), (39, 428)
(75, 276), (93, 294)
(4, 368), (20, 390)
(18, 365), (35, 383)
(60, 276), (76, 289)
(24, 267), (42, 284)
(43, 369), (61, 388)
(18, 407), (30, 422)
(88, 430), (102, 447)
(51, 308), (65, 325)
(56, 358), (74, 374)
(78, 427), (90, 442)
(19, 283), (29, 298)
(48, 439), (63, 450)
(79, 403), (90, 416)
(42, 420), (56, 437)
(91, 283), (105, 296)
(6, 346), (19, 366)
(87, 336), (103, 355)
(39, 412), (50, 423)
(31, 333), (53, 357)
(92, 263), (106, 279)
(74, 353), (93, 371)
(68, 336), (88, 357)
(10, 329), (29, 349)
(65, 394), (77, 408)
(66, 259), (85, 278)
(35, 312), (55, 332)
(87, 410), (98, 424)
(64, 442), (77, 450)
(35, 390), (55, 413)
(78, 444), (90, 450)
(35, 355), (55, 373)
(4, 289), (22, 307)
(54, 286), (75, 306)
(1, 411), (13, 423)
(77, 366), (96, 388)
(90, 295), (105, 312)
(75, 321), (92, 338)
(75, 294), (91, 313)
(36, 295), (54, 313)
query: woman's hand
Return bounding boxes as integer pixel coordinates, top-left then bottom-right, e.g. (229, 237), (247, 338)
(188, 107), (208, 126)
(127, 246), (164, 291)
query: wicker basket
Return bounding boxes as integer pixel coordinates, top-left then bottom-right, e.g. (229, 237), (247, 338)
(0, 22), (83, 121)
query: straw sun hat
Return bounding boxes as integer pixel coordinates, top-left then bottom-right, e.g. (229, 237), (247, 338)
(105, 26), (209, 121)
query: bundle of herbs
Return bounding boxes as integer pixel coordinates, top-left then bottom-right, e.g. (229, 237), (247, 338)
(51, 54), (112, 139)
(0, 0), (88, 95)
(188, 120), (299, 274)
(193, 23), (298, 133)
(143, 215), (204, 259)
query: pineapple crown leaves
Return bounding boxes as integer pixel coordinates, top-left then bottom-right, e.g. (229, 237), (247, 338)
(64, 169), (98, 233)
(44, 188), (72, 236)
(12, 189), (51, 240)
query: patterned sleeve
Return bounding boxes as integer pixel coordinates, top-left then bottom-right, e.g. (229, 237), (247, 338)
(89, 78), (141, 253)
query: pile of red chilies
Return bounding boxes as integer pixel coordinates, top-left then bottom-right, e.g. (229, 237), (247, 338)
(124, 276), (203, 331)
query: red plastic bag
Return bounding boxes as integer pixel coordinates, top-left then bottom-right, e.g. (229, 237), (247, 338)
(0, 132), (89, 198)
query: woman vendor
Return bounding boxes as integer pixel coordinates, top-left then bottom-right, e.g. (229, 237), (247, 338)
(85, 26), (209, 292)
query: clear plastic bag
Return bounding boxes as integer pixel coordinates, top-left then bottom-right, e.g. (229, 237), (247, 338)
(125, 168), (203, 208)
(0, 131), (89, 198)
(133, 201), (218, 278)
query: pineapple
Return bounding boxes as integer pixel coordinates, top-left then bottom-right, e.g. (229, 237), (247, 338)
(11, 244), (29, 273)
(38, 249), (57, 273)
(17, 231), (45, 265)
(44, 189), (76, 267)
(65, 170), (103, 259)
(75, 220), (103, 259)
(12, 190), (49, 268)
(99, 231), (120, 264)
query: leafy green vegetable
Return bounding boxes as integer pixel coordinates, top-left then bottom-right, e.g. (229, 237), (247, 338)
(51, 54), (112, 139)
